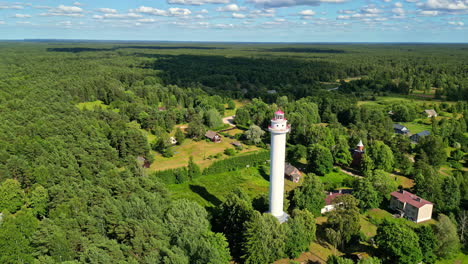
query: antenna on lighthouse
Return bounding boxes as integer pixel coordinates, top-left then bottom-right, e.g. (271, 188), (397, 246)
(268, 109), (290, 223)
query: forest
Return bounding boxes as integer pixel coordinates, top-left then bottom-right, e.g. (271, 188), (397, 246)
(0, 41), (467, 264)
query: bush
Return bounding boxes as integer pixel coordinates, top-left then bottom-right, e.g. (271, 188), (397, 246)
(224, 148), (236, 156)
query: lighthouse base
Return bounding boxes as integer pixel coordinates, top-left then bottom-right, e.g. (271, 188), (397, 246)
(269, 211), (289, 223)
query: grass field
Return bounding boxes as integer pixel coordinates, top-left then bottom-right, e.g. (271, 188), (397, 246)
(400, 120), (432, 134)
(166, 167), (269, 207)
(224, 99), (248, 117)
(150, 137), (261, 171)
(319, 170), (354, 188)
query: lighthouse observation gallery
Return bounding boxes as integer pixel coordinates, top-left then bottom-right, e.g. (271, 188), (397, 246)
(268, 109), (290, 223)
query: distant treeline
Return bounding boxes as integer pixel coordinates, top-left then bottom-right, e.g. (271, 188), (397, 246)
(47, 46), (222, 53)
(263, 48), (346, 53)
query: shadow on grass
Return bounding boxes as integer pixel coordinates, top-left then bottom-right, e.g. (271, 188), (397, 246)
(189, 184), (222, 207)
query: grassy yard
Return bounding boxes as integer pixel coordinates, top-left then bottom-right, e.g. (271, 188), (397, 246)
(395, 175), (415, 189)
(435, 253), (468, 264)
(319, 170), (354, 188)
(150, 137), (261, 171)
(166, 167), (269, 208)
(224, 99), (248, 117)
(400, 120), (432, 134)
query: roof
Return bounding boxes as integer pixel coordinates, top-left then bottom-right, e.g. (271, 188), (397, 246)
(324, 189), (353, 205)
(275, 109), (284, 115)
(391, 190), (433, 208)
(357, 140), (364, 147)
(232, 141), (242, 146)
(424, 109), (437, 116)
(284, 163), (300, 176)
(393, 124), (407, 130)
(205, 130), (218, 139)
(325, 193), (344, 205)
(415, 130), (430, 137)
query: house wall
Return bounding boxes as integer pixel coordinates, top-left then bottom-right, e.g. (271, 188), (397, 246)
(416, 204), (433, 223)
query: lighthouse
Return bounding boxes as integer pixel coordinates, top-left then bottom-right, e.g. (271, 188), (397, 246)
(268, 109), (290, 223)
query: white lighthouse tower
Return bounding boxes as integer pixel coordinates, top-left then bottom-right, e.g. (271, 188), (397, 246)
(268, 109), (290, 223)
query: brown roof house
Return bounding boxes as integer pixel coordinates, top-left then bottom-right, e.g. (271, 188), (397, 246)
(205, 130), (221, 143)
(321, 189), (353, 214)
(424, 109), (438, 118)
(390, 190), (433, 223)
(284, 163), (302, 183)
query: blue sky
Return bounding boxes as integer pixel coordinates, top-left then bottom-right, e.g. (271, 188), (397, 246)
(0, 0), (467, 42)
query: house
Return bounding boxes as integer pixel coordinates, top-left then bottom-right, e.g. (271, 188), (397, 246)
(321, 189), (353, 214)
(205, 130), (221, 143)
(136, 156), (151, 168)
(424, 109), (438, 118)
(231, 141), (242, 148)
(390, 190), (433, 223)
(284, 163), (302, 183)
(350, 140), (365, 168)
(170, 136), (177, 145)
(393, 124), (409, 135)
(410, 130), (430, 143)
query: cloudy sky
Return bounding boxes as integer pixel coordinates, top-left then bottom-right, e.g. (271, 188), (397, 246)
(0, 0), (467, 42)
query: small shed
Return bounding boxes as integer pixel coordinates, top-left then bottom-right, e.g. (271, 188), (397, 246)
(410, 130), (430, 143)
(393, 124), (409, 134)
(424, 109), (438, 118)
(205, 130), (221, 143)
(284, 163), (302, 183)
(231, 141), (242, 148)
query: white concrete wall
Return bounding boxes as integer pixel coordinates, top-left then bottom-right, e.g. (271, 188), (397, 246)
(269, 131), (287, 218)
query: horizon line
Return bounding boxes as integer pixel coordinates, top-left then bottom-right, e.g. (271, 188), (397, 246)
(0, 39), (467, 45)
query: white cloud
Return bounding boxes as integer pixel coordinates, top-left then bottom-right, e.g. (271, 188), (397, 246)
(96, 8), (117, 14)
(93, 13), (142, 19)
(138, 18), (157, 23)
(395, 2), (403, 7)
(217, 4), (241, 11)
(232, 12), (246, 18)
(0, 5), (24, 9)
(448, 20), (464, 25)
(392, 7), (405, 14)
(131, 6), (192, 16)
(424, 0), (467, 11)
(73, 2), (83, 6)
(199, 9), (209, 13)
(420, 10), (439, 15)
(55, 5), (83, 13)
(167, 0), (230, 5)
(247, 0), (347, 8)
(299, 9), (316, 15)
(0, 20), (5, 24)
(14, 14), (31, 18)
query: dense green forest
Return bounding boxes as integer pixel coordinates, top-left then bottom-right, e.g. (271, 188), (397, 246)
(0, 42), (467, 263)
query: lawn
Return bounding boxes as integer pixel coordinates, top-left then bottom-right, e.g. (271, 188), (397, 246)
(319, 170), (354, 188)
(400, 120), (432, 134)
(435, 253), (468, 264)
(150, 137), (261, 171)
(395, 175), (415, 189)
(166, 167), (269, 208)
(224, 99), (248, 117)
